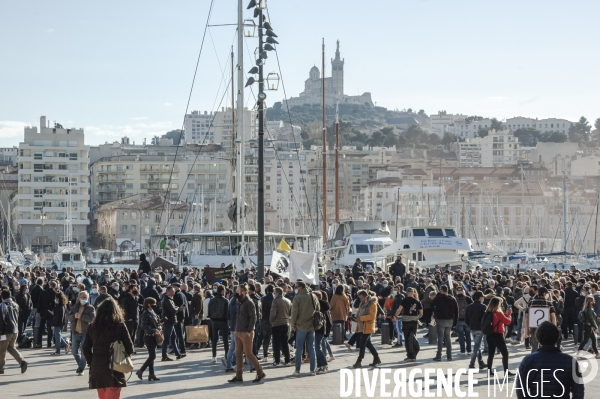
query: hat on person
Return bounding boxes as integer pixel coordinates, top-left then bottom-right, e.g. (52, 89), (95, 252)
(140, 273), (148, 278)
(171, 282), (181, 288)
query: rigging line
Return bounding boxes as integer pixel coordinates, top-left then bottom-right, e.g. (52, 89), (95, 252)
(578, 194), (599, 254)
(244, 75), (318, 237)
(207, 27), (235, 112)
(156, 0), (216, 234)
(270, 46), (318, 236)
(171, 79), (232, 207)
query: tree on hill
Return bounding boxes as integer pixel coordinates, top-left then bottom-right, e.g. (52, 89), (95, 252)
(477, 118), (504, 138)
(513, 127), (541, 146)
(162, 129), (184, 145)
(568, 116), (592, 145)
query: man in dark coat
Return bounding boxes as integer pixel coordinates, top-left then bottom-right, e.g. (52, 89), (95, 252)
(352, 258), (365, 282)
(389, 255), (406, 282)
(35, 280), (57, 348)
(516, 321), (583, 399)
(138, 253), (151, 275)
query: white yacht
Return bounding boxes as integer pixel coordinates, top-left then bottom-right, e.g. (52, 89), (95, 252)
(54, 240), (86, 270)
(87, 249), (115, 264)
(375, 225), (474, 271)
(326, 221), (394, 271)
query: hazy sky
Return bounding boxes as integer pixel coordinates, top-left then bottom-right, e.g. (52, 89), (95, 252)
(1, 0), (599, 147)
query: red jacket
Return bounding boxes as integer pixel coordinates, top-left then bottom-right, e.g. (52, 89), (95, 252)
(492, 311), (512, 333)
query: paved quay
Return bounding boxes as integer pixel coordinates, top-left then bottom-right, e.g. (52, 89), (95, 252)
(2, 330), (599, 398)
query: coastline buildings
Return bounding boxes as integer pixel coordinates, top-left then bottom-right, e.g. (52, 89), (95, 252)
(13, 116), (90, 252)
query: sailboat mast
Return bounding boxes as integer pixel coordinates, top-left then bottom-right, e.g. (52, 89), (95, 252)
(231, 47), (236, 200)
(321, 39), (327, 243)
(562, 170), (567, 258)
(335, 102), (339, 223)
(236, 0), (245, 236)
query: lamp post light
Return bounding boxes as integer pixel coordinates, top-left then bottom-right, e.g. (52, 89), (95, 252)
(246, 0), (279, 279)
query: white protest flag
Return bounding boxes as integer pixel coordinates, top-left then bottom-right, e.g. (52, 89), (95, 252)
(269, 251), (290, 275)
(289, 250), (317, 285)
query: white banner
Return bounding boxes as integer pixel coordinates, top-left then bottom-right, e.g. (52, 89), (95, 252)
(289, 250), (317, 285)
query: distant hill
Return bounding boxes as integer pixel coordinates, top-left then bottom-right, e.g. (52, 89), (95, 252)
(266, 102), (429, 128)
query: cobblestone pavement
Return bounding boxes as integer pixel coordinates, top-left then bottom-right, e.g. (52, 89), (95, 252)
(2, 329), (599, 398)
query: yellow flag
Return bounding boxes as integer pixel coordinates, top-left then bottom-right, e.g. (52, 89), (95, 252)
(276, 238), (291, 253)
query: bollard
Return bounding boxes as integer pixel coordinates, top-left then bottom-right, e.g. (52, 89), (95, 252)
(428, 324), (437, 344)
(381, 323), (391, 345)
(574, 324), (578, 346)
(332, 323), (343, 345)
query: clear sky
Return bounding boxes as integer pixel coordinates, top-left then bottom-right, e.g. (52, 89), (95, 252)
(1, 0), (599, 146)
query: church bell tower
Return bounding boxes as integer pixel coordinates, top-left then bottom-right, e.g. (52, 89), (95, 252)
(331, 40), (344, 97)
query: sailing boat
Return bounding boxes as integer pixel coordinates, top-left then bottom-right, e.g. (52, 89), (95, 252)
(148, 0), (321, 273)
(53, 181), (86, 270)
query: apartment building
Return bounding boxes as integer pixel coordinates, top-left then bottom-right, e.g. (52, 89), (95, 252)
(184, 107), (256, 151)
(506, 117), (574, 134)
(14, 116), (90, 252)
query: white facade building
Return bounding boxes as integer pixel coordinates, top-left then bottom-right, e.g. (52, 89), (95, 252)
(505, 117), (573, 134)
(464, 129), (521, 167)
(14, 116), (90, 252)
(184, 107), (256, 151)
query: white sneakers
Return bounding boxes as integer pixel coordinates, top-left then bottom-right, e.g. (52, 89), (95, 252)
(211, 357), (217, 364)
(327, 355), (335, 361)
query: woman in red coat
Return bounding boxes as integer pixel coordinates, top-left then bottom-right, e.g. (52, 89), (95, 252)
(485, 296), (515, 376)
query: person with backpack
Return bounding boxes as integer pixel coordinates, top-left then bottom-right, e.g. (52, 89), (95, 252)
(394, 287), (422, 362)
(314, 291), (331, 374)
(465, 291), (487, 370)
(576, 295), (600, 358)
(0, 289), (28, 375)
(482, 296), (515, 376)
(455, 286), (473, 355)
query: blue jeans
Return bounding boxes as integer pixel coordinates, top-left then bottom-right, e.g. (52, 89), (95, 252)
(515, 313), (523, 341)
(71, 332), (87, 370)
(315, 331), (328, 368)
(469, 330), (485, 367)
(162, 323), (180, 358)
(225, 332), (236, 369)
(456, 321), (471, 353)
(393, 320), (403, 344)
(53, 326), (67, 352)
(294, 329), (315, 373)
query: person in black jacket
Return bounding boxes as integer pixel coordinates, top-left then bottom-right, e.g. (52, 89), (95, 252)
(389, 255), (406, 282)
(352, 258), (365, 282)
(516, 321), (584, 399)
(14, 285), (32, 340)
(51, 292), (69, 354)
(138, 253), (152, 275)
(172, 283), (188, 356)
(430, 285), (459, 361)
(464, 291), (487, 370)
(136, 297), (160, 381)
(121, 285), (140, 346)
(29, 278), (44, 327)
(35, 280), (57, 348)
(260, 285), (274, 362)
(160, 286), (184, 361)
(208, 284), (230, 364)
(314, 291), (331, 374)
(563, 281), (578, 340)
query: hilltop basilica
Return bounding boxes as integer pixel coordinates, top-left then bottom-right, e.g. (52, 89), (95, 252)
(283, 41), (374, 108)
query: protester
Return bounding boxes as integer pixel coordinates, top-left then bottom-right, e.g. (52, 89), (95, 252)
(393, 287), (422, 362)
(576, 295), (600, 358)
(290, 281), (317, 376)
(0, 289), (27, 375)
(161, 286), (184, 361)
(51, 291), (70, 355)
(352, 289), (380, 368)
(464, 291), (487, 370)
(208, 284), (229, 364)
(137, 297), (161, 381)
(485, 296), (514, 376)
(228, 283), (265, 384)
(66, 290), (95, 375)
(83, 298), (134, 399)
(430, 285), (458, 361)
(269, 286), (292, 367)
(516, 321), (584, 398)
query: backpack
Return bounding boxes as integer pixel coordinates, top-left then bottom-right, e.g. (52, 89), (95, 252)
(311, 294), (325, 330)
(457, 296), (468, 319)
(18, 334), (33, 349)
(578, 310), (587, 324)
(481, 312), (495, 336)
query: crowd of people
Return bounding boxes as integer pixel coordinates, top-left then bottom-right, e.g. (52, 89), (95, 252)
(0, 253), (594, 398)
